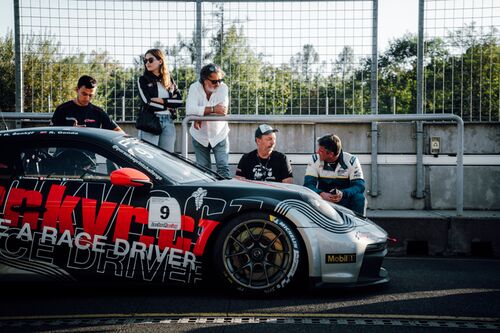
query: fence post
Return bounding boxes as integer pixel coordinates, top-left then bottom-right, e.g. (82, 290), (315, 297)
(370, 0), (379, 197)
(14, 0), (23, 119)
(415, 0), (425, 199)
(195, 0), (202, 76)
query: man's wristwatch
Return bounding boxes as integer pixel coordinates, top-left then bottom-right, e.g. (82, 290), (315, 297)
(211, 106), (215, 113)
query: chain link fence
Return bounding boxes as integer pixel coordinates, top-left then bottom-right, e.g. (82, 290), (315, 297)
(423, 0), (499, 122)
(6, 0), (500, 122)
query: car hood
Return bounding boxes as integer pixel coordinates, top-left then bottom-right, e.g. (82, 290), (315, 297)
(222, 178), (316, 195)
(197, 179), (387, 239)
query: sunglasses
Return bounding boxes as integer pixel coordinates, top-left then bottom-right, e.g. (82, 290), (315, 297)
(207, 79), (223, 84)
(143, 57), (157, 64)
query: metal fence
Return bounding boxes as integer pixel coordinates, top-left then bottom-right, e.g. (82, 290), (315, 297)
(423, 0), (500, 122)
(7, 0), (500, 121)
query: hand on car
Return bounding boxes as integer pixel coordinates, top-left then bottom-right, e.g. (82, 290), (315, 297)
(320, 190), (343, 203)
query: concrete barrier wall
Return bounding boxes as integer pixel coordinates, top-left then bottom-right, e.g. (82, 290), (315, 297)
(19, 120), (500, 211)
(120, 121), (500, 211)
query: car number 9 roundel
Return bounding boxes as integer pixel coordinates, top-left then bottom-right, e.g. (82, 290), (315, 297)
(148, 197), (182, 230)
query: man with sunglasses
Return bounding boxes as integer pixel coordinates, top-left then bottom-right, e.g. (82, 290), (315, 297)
(304, 134), (366, 215)
(186, 63), (230, 178)
(51, 75), (123, 132)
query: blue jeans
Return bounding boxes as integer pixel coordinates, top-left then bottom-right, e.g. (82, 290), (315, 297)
(139, 114), (176, 152)
(192, 137), (230, 178)
(338, 192), (367, 216)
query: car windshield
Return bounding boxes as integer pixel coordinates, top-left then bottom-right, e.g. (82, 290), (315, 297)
(113, 137), (218, 184)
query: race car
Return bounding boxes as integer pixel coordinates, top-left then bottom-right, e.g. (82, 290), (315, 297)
(0, 127), (389, 295)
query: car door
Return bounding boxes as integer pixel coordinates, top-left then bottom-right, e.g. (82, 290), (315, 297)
(0, 138), (155, 282)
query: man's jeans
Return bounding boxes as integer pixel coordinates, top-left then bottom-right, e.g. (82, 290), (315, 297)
(192, 137), (230, 178)
(338, 192), (366, 216)
(139, 114), (176, 152)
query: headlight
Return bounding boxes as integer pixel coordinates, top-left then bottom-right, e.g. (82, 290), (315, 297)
(366, 241), (388, 253)
(300, 191), (342, 223)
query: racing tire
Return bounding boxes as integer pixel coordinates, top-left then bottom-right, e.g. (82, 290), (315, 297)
(212, 212), (301, 295)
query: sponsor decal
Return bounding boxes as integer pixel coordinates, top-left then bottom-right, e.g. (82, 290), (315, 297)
(148, 197), (181, 230)
(112, 143), (162, 181)
(0, 183), (220, 284)
(0, 222), (197, 283)
(56, 131), (79, 135)
(191, 188), (207, 211)
(325, 253), (356, 264)
(337, 169), (348, 176)
(12, 131), (35, 136)
(273, 217), (300, 290)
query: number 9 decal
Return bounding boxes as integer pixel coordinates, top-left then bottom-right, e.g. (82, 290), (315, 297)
(160, 205), (170, 219)
(148, 197), (181, 230)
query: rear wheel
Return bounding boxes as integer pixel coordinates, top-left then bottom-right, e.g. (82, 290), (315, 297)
(213, 212), (301, 295)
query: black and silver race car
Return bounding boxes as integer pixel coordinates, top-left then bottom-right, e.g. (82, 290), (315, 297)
(0, 127), (389, 295)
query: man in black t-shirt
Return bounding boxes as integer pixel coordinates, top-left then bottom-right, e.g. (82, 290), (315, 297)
(51, 75), (123, 132)
(235, 124), (293, 183)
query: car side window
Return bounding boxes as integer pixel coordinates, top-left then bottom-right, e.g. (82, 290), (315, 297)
(20, 147), (121, 179)
(0, 150), (16, 179)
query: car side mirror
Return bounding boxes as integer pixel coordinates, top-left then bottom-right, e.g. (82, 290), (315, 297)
(110, 168), (152, 188)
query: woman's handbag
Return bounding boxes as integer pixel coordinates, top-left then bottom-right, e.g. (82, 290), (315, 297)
(135, 104), (162, 135)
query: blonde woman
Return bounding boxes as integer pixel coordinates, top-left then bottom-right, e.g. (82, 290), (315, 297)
(136, 48), (182, 152)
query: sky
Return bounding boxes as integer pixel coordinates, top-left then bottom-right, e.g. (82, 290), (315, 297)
(0, 0), (417, 52)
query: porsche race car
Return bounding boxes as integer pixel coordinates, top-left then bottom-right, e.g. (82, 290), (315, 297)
(0, 127), (389, 295)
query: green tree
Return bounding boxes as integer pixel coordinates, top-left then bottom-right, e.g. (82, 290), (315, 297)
(377, 33), (418, 114)
(0, 31), (15, 112)
(445, 24), (499, 121)
(22, 34), (82, 113)
(331, 46), (356, 114)
(288, 44), (322, 114)
(259, 63), (293, 114)
(291, 44), (319, 81)
(212, 24), (263, 115)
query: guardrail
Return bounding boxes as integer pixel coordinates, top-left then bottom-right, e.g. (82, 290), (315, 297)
(0, 112), (464, 215)
(182, 114), (464, 215)
(0, 112), (52, 121)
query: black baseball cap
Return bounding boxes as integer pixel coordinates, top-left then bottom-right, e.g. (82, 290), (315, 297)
(255, 124), (279, 138)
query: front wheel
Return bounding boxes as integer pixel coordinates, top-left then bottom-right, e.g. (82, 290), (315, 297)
(212, 212), (302, 295)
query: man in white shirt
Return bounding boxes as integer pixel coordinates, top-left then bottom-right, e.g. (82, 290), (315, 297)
(185, 64), (230, 178)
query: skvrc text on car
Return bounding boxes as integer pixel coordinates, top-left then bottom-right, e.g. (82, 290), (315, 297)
(0, 127), (389, 295)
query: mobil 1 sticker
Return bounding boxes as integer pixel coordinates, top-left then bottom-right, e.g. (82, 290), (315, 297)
(148, 197), (181, 230)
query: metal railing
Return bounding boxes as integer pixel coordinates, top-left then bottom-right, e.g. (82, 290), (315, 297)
(0, 112), (469, 215)
(182, 114), (464, 215)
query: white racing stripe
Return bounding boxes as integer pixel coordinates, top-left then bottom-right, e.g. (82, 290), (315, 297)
(0, 254), (74, 282)
(276, 199), (355, 233)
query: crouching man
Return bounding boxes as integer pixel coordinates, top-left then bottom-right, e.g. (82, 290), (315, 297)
(304, 134), (366, 215)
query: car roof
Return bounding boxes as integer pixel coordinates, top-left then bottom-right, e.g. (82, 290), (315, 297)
(0, 126), (126, 145)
